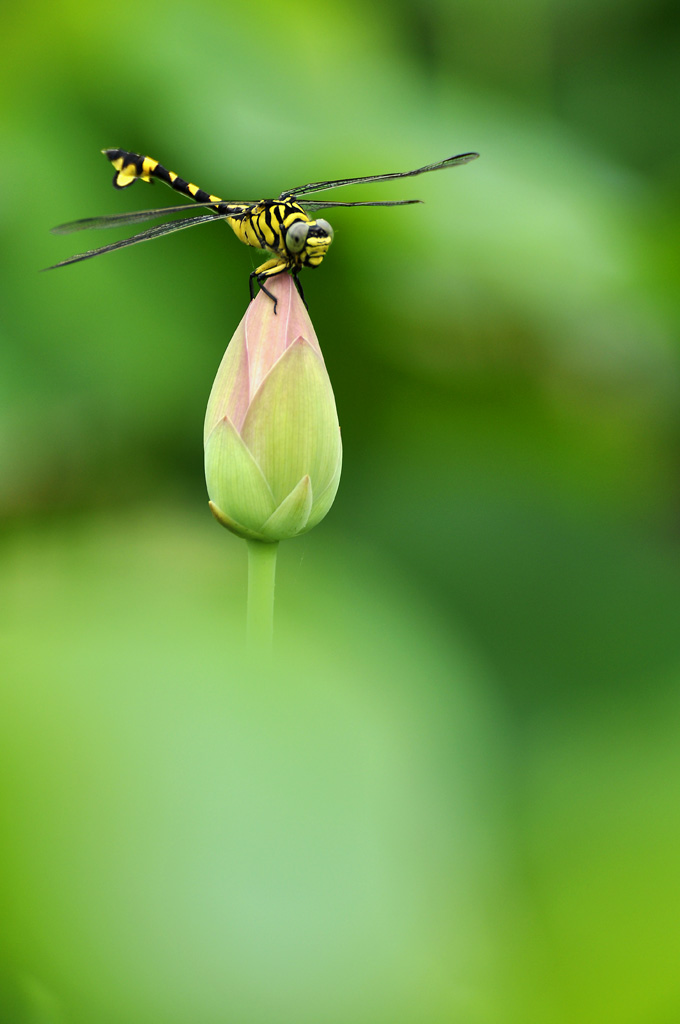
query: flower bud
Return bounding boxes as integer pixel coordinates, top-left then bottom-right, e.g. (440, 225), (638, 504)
(204, 276), (342, 542)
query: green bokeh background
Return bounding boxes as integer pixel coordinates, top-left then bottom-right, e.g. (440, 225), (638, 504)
(2, 0), (680, 1021)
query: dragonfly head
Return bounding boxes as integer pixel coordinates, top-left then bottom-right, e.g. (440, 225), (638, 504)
(285, 217), (334, 268)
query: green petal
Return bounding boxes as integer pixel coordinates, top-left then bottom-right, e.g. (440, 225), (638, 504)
(204, 416), (276, 531)
(208, 501), (269, 542)
(260, 475), (313, 541)
(306, 448), (343, 532)
(241, 339), (341, 504)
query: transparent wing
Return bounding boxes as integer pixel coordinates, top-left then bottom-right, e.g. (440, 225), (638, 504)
(44, 213), (224, 269)
(299, 199), (423, 212)
(51, 201), (253, 234)
(280, 152), (479, 200)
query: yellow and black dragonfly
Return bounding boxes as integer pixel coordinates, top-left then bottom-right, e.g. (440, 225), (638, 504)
(47, 148), (479, 310)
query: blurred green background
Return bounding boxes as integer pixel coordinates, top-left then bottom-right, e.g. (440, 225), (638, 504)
(2, 0), (680, 1021)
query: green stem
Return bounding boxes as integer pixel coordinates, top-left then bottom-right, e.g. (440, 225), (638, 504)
(246, 539), (278, 653)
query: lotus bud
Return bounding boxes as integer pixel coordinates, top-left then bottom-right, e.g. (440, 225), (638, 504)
(204, 276), (342, 542)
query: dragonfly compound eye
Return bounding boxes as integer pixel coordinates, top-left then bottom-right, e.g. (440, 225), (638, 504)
(314, 218), (334, 241)
(285, 220), (310, 253)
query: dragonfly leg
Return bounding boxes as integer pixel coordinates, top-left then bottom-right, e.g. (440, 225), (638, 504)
(291, 268), (308, 309)
(250, 258), (290, 314)
(255, 275), (279, 312)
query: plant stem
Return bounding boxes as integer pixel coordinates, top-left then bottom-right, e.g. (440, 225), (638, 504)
(246, 539), (278, 654)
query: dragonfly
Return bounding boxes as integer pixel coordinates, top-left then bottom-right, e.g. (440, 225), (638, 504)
(46, 147), (479, 311)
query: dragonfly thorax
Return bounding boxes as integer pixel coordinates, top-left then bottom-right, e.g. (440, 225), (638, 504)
(236, 201), (333, 270)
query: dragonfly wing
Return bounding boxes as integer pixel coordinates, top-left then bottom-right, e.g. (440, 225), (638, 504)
(279, 152), (479, 200)
(44, 213), (224, 269)
(51, 202), (255, 234)
(299, 199), (423, 212)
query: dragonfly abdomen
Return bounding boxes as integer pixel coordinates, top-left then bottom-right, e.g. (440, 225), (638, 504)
(104, 148), (230, 215)
(103, 149), (305, 258)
